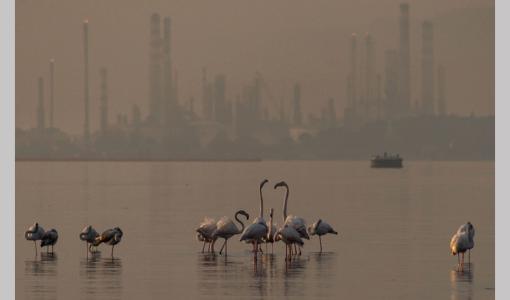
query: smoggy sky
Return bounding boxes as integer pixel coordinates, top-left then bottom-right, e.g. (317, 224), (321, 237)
(16, 0), (494, 134)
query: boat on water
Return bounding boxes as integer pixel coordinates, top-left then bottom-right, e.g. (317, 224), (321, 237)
(370, 152), (403, 168)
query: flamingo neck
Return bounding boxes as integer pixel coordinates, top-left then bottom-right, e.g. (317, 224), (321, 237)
(234, 212), (246, 233)
(283, 186), (289, 221)
(259, 186), (264, 219)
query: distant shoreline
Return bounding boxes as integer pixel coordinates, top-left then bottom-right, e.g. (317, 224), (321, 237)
(15, 158), (494, 162)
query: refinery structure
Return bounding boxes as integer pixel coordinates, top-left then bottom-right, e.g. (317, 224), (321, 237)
(16, 4), (494, 161)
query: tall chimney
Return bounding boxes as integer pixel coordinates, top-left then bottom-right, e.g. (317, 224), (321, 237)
(163, 17), (172, 125)
(365, 33), (375, 119)
(421, 20), (435, 115)
(99, 68), (108, 134)
(49, 59), (54, 128)
(437, 65), (446, 116)
(37, 77), (45, 130)
(149, 13), (163, 124)
(398, 3), (411, 116)
(83, 20), (90, 143)
(350, 33), (358, 112)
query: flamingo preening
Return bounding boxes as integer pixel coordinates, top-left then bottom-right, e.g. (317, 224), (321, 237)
(456, 222), (475, 263)
(212, 210), (249, 255)
(274, 181), (309, 255)
(196, 217), (217, 253)
(80, 225), (100, 255)
(40, 229), (59, 254)
(263, 208), (277, 253)
(275, 225), (303, 261)
(308, 219), (338, 253)
(25, 222), (45, 255)
(450, 222), (475, 271)
(93, 227), (123, 258)
(240, 179), (269, 255)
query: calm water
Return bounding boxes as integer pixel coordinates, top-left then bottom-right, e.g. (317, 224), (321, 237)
(16, 161), (495, 299)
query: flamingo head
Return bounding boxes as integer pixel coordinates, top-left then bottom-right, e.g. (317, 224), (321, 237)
(237, 210), (249, 220)
(274, 181), (288, 189)
(260, 179), (269, 189)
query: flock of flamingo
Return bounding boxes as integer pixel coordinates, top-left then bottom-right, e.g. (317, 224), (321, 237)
(197, 179), (337, 260)
(24, 179), (475, 270)
(24, 223), (123, 258)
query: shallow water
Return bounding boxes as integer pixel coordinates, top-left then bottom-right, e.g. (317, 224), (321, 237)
(16, 161), (494, 299)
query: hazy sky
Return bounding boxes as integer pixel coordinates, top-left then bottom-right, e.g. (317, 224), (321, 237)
(16, 0), (494, 134)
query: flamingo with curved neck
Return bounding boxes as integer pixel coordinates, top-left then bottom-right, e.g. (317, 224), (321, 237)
(213, 210), (250, 255)
(274, 181), (309, 256)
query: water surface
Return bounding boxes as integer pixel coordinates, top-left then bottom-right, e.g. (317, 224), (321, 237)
(16, 161), (495, 299)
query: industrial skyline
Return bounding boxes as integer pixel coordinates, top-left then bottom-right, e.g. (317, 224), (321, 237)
(15, 1), (494, 161)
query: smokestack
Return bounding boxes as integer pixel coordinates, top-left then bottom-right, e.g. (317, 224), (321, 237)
(83, 19), (90, 143)
(350, 33), (358, 112)
(365, 33), (375, 118)
(99, 68), (108, 134)
(437, 65), (446, 116)
(149, 13), (163, 124)
(292, 83), (302, 126)
(49, 59), (54, 128)
(37, 77), (45, 130)
(398, 3), (411, 116)
(421, 20), (435, 115)
(163, 17), (172, 125)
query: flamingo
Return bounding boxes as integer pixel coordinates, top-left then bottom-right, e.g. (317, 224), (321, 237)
(450, 228), (470, 271)
(274, 181), (309, 255)
(25, 222), (45, 255)
(80, 225), (100, 255)
(196, 217), (217, 253)
(40, 229), (59, 254)
(240, 179), (269, 255)
(308, 219), (338, 253)
(456, 222), (475, 263)
(275, 225), (303, 261)
(212, 210), (249, 255)
(93, 227), (123, 258)
(263, 208), (277, 253)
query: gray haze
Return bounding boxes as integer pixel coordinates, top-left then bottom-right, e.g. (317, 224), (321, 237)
(16, 0), (493, 134)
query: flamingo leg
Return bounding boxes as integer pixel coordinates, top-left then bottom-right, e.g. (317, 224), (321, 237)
(271, 243), (273, 254)
(461, 252), (464, 271)
(219, 239), (226, 255)
(202, 241), (206, 253)
(225, 240), (228, 256)
(319, 235), (323, 253)
(468, 249), (471, 265)
(34, 241), (37, 256)
(111, 245), (114, 258)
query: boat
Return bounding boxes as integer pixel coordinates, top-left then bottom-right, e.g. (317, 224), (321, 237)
(370, 152), (403, 168)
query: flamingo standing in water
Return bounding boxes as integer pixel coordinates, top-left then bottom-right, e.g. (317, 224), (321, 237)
(308, 219), (338, 253)
(456, 222), (475, 263)
(93, 227), (123, 258)
(275, 225), (303, 261)
(212, 210), (249, 255)
(40, 229), (59, 254)
(274, 181), (309, 255)
(80, 225), (100, 255)
(450, 222), (474, 271)
(240, 179), (269, 255)
(263, 208), (277, 253)
(196, 217), (217, 253)
(25, 222), (45, 255)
